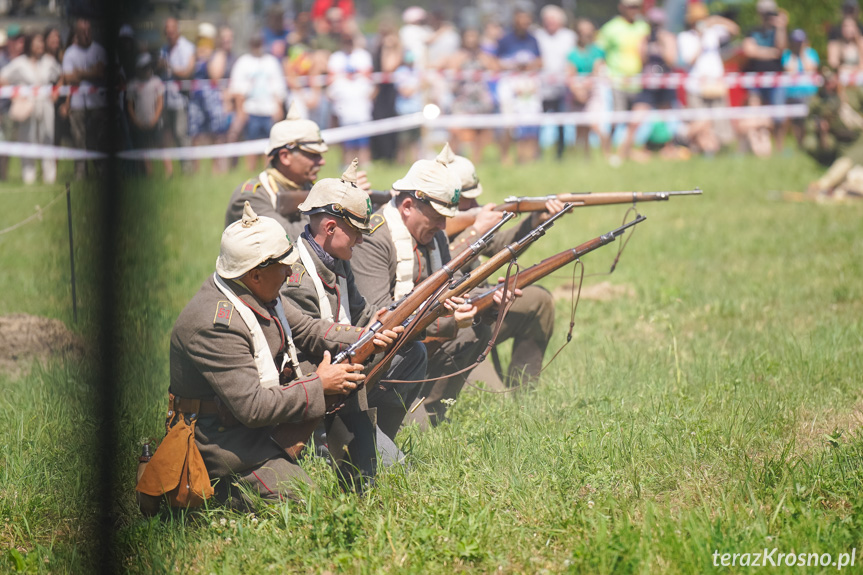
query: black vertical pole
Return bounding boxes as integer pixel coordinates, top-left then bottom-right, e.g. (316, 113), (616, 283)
(66, 181), (78, 323)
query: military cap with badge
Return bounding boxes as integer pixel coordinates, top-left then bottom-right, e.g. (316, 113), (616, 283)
(298, 158), (374, 234)
(392, 143), (462, 217)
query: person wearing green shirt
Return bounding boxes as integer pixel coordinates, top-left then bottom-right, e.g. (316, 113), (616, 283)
(596, 0), (650, 161)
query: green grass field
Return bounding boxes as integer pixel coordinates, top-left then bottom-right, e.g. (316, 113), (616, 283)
(2, 149), (863, 573)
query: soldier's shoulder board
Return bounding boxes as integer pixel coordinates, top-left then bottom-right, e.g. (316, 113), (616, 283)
(213, 301), (233, 327)
(286, 263), (306, 286)
(241, 179), (260, 194)
(369, 213), (386, 234)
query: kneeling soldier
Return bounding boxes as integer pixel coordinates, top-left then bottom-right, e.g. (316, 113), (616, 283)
(447, 154), (559, 386)
(282, 159), (428, 444)
(350, 144), (490, 426)
(169, 202), (398, 507)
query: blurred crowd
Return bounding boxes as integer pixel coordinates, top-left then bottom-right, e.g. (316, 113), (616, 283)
(1, 0), (863, 183)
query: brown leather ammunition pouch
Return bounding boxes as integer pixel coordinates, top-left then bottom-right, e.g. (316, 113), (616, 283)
(135, 394), (215, 515)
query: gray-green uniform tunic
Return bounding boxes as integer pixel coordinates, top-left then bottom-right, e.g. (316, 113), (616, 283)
(282, 233), (428, 441)
(350, 210), (491, 424)
(170, 274), (364, 506)
(224, 173), (310, 239)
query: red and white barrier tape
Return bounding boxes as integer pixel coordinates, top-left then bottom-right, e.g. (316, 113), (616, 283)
(0, 104), (807, 161)
(0, 69), (851, 98)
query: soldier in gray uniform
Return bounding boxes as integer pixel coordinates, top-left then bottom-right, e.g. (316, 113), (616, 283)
(350, 144), (493, 426)
(282, 159), (428, 442)
(224, 103), (329, 238)
(170, 202), (401, 507)
(447, 154), (561, 386)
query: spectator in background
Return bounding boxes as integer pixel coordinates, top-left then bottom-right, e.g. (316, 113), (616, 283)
(393, 50), (423, 163)
(264, 4), (290, 59)
(596, 0), (649, 162)
(828, 0), (863, 70)
(160, 17), (195, 176)
(742, 0), (788, 153)
(439, 26), (498, 163)
(327, 33), (374, 165)
(399, 7), (431, 71)
(498, 51), (542, 164)
(828, 16), (863, 75)
(635, 7), (678, 160)
(370, 18), (403, 162)
(567, 18), (609, 159)
(782, 29), (820, 147)
(126, 53), (164, 176)
(62, 18), (107, 179)
(0, 30), (10, 182)
(212, 25), (238, 172)
(535, 4), (575, 160)
(0, 31), (61, 184)
(0, 26), (26, 182)
(426, 9), (460, 67)
(497, 1), (541, 163)
(188, 23), (232, 172)
(678, 2), (739, 155)
(311, 0), (355, 26)
(44, 26), (66, 149)
(312, 7), (347, 53)
(285, 13), (330, 130)
(480, 16), (504, 56)
(229, 32), (287, 171)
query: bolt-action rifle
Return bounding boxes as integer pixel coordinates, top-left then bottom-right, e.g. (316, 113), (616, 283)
(446, 188), (700, 236)
(270, 212), (515, 457)
(425, 215), (647, 348)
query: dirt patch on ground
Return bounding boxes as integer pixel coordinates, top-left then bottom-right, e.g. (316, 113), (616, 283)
(551, 281), (635, 302)
(0, 314), (85, 378)
(794, 401), (863, 455)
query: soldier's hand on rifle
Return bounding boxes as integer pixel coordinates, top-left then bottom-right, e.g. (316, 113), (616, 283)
(444, 297), (478, 329)
(535, 198), (567, 224)
(356, 170), (372, 192)
(493, 277), (523, 307)
(316, 350), (365, 395)
(473, 203), (505, 235)
(370, 308), (404, 352)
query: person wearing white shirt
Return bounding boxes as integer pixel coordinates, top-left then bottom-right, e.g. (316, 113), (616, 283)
(535, 4), (576, 159)
(61, 18), (106, 179)
(678, 2), (739, 152)
(228, 33), (287, 171)
(159, 17), (195, 176)
(1, 32), (61, 184)
(327, 34), (374, 166)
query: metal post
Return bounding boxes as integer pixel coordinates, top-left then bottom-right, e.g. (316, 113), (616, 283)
(66, 182), (78, 323)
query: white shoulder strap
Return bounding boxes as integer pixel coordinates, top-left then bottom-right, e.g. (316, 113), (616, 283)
(258, 171), (279, 209)
(383, 199), (427, 300)
(298, 240), (351, 324)
(214, 274), (301, 387)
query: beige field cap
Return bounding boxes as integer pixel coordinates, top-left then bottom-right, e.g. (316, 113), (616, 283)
(298, 158), (373, 233)
(265, 102), (329, 156)
(392, 143), (461, 217)
(217, 202), (299, 279)
(448, 154), (483, 199)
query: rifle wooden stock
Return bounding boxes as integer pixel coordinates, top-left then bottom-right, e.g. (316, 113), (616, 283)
(427, 215), (648, 346)
(271, 213), (511, 457)
(277, 189), (393, 218)
(446, 189), (699, 236)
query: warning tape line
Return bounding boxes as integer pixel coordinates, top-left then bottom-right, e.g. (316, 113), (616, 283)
(0, 189), (65, 237)
(0, 104), (807, 161)
(0, 69), (853, 97)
